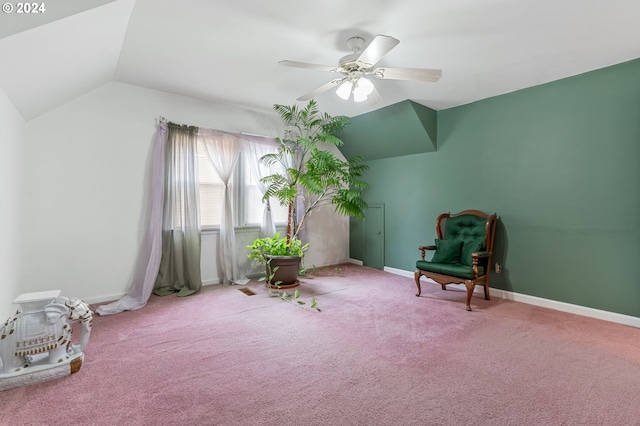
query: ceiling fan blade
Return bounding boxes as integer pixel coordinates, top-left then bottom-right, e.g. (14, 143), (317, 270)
(373, 67), (442, 82)
(356, 35), (400, 67)
(296, 79), (344, 101)
(279, 60), (338, 73)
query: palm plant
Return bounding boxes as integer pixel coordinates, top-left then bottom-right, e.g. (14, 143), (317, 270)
(260, 100), (369, 243)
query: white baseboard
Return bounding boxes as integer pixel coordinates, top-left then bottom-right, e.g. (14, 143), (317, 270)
(489, 288), (640, 328)
(384, 266), (640, 328)
(348, 258), (364, 266)
(383, 266), (412, 278)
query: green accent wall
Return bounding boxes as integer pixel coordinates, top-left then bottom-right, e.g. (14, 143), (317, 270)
(350, 58), (640, 317)
(337, 100), (437, 160)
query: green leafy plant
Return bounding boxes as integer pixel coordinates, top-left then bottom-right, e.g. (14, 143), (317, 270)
(247, 232), (309, 264)
(260, 100), (369, 243)
(247, 234), (319, 311)
(247, 232), (308, 286)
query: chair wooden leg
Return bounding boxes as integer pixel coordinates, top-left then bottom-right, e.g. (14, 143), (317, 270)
(464, 281), (474, 311)
(414, 270), (422, 296)
(484, 274), (491, 300)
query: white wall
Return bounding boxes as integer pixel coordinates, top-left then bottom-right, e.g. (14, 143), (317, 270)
(0, 88), (24, 320)
(21, 82), (350, 304)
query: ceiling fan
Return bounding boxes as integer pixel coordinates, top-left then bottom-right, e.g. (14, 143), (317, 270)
(279, 34), (442, 103)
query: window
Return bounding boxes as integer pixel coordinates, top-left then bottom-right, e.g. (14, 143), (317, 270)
(196, 139), (225, 227)
(196, 140), (288, 228)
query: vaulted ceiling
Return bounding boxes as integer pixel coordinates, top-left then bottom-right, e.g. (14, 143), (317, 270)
(1, 0), (639, 121)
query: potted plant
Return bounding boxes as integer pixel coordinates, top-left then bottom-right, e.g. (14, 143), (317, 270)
(248, 100), (369, 287)
(247, 232), (309, 289)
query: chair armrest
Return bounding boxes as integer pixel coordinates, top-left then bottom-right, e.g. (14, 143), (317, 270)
(418, 245), (436, 260)
(471, 251), (492, 277)
(471, 251), (491, 259)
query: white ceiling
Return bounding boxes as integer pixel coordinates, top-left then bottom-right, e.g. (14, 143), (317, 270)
(1, 0), (639, 121)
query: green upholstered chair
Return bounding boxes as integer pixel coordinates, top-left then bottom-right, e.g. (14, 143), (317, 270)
(415, 210), (498, 311)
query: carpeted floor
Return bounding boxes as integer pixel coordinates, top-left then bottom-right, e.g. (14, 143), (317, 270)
(2, 264), (640, 425)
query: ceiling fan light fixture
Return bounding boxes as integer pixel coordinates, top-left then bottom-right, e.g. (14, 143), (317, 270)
(336, 80), (353, 100)
(353, 77), (374, 102)
(355, 77), (374, 96)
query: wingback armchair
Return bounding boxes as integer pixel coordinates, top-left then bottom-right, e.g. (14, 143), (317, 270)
(415, 210), (498, 311)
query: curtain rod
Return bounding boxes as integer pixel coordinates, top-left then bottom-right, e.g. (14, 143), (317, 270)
(157, 115), (275, 140)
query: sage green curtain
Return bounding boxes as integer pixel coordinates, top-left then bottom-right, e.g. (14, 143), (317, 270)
(154, 123), (202, 297)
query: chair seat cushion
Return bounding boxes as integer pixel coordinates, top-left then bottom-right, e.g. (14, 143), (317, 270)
(416, 260), (485, 279)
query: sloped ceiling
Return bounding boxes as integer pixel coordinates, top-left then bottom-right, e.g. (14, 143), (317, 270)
(1, 0), (640, 121)
(0, 0), (134, 120)
(0, 0), (118, 39)
(337, 100), (437, 161)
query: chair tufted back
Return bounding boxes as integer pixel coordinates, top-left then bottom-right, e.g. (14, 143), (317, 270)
(431, 210), (496, 266)
(444, 214), (487, 245)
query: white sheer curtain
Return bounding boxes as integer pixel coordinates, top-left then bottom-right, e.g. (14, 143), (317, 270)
(198, 129), (248, 285)
(96, 122), (167, 316)
(243, 139), (279, 237)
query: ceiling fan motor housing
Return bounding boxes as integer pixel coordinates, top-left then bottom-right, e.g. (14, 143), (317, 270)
(339, 36), (372, 72)
(346, 36), (365, 52)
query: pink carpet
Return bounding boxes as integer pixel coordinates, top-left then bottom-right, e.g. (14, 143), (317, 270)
(2, 264), (640, 425)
